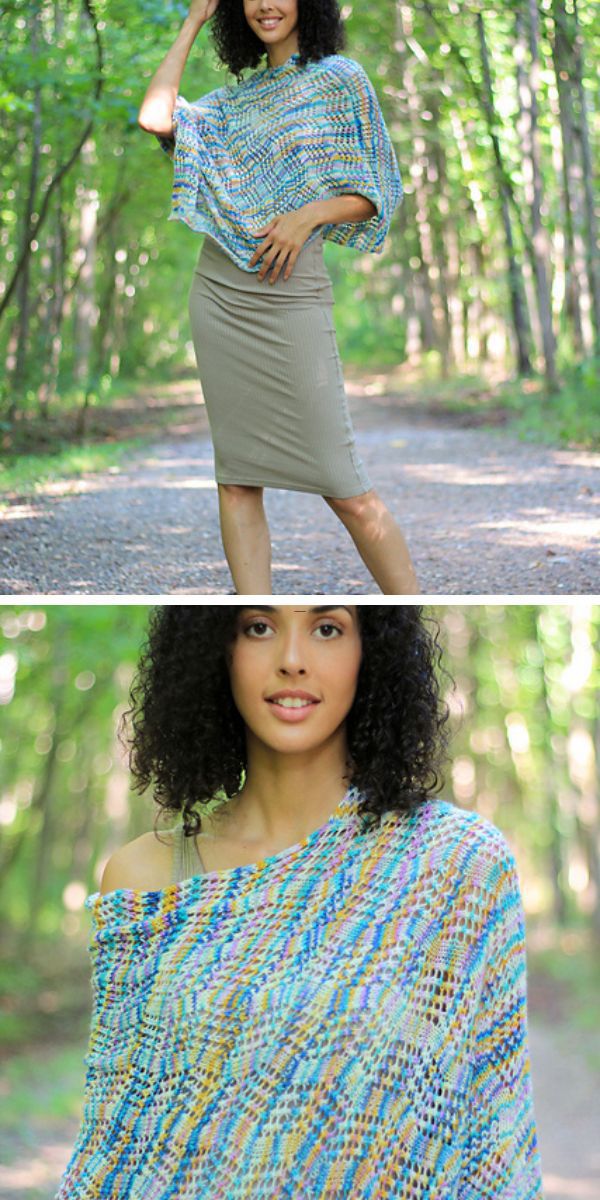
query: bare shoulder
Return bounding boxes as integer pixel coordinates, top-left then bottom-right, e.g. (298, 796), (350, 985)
(99, 829), (177, 895)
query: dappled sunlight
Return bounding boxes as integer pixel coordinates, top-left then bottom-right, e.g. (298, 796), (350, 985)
(1, 502), (45, 521)
(271, 532), (316, 543)
(0, 1133), (76, 1194)
(31, 479), (100, 497)
(158, 478), (217, 490)
(403, 461), (549, 487)
(11, 471), (218, 501)
(141, 455), (213, 469)
(477, 516), (599, 543)
(550, 450), (600, 471)
(543, 1174), (600, 1197)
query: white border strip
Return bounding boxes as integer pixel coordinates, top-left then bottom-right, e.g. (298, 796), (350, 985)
(0, 594), (594, 606)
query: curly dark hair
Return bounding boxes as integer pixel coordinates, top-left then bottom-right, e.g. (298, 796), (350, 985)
(124, 606), (452, 841)
(210, 0), (346, 82)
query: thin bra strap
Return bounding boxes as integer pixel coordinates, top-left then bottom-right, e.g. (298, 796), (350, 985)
(171, 823), (205, 883)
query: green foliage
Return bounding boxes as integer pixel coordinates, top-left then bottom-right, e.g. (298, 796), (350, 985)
(0, 605), (150, 944)
(328, 253), (406, 365)
(399, 362), (600, 447)
(529, 945), (600, 1049)
(0, 1043), (86, 1129)
(495, 360), (600, 447)
(0, 442), (137, 501)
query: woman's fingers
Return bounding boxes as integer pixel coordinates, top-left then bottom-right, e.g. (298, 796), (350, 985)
(263, 248), (287, 283)
(258, 244), (301, 283)
(283, 250), (300, 281)
(257, 244), (280, 281)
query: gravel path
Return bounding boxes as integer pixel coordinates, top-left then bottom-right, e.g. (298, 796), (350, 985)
(1, 390), (598, 594)
(529, 1019), (600, 1199)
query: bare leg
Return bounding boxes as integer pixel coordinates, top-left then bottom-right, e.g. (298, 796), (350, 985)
(323, 488), (419, 594)
(217, 483), (272, 593)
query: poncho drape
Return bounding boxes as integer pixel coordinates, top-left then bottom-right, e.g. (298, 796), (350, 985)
(56, 787), (544, 1199)
(154, 53), (404, 272)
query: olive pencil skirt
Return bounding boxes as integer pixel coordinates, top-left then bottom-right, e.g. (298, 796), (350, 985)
(187, 232), (372, 498)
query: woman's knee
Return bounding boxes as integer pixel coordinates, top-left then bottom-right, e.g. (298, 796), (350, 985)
(218, 482), (263, 505)
(323, 488), (377, 520)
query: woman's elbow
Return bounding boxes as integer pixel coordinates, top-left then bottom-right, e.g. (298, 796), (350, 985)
(137, 103), (174, 137)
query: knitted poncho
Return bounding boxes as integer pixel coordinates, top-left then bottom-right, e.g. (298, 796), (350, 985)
(56, 787), (544, 1199)
(155, 53), (404, 272)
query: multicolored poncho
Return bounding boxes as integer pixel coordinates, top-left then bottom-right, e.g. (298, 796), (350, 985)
(56, 787), (544, 1199)
(155, 53), (404, 272)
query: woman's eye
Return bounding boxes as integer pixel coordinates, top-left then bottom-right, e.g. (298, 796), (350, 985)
(244, 621), (273, 638)
(241, 619), (342, 639)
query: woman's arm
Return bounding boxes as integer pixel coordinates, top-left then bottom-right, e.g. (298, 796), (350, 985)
(137, 2), (215, 137)
(305, 195), (378, 228)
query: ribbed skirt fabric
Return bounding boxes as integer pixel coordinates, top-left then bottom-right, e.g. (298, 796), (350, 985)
(187, 233), (372, 498)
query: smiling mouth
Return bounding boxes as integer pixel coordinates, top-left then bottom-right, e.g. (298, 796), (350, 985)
(257, 17), (282, 27)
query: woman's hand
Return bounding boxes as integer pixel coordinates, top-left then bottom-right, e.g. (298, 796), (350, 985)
(249, 206), (319, 283)
(187, 0), (220, 24)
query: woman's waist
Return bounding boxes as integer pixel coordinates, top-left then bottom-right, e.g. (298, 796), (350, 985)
(193, 230), (332, 300)
(199, 229), (325, 268)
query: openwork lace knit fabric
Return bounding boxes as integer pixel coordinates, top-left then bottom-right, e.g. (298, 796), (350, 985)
(155, 53), (404, 272)
(56, 787), (543, 1199)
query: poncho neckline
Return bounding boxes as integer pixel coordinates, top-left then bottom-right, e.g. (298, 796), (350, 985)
(85, 782), (371, 924)
(258, 50), (301, 75)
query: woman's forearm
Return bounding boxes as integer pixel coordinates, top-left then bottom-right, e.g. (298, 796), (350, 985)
(306, 195), (378, 227)
(137, 15), (205, 135)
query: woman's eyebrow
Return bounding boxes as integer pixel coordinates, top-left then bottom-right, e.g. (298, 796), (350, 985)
(238, 606), (353, 616)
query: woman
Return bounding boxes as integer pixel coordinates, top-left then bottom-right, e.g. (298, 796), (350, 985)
(137, 1), (419, 595)
(56, 605), (543, 1199)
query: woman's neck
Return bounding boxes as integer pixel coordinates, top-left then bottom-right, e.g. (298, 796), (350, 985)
(211, 743), (352, 846)
(266, 34), (299, 69)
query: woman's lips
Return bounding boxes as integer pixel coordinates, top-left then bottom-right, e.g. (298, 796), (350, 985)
(265, 699), (320, 723)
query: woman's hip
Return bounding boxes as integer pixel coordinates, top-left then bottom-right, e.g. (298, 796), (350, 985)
(189, 232), (334, 310)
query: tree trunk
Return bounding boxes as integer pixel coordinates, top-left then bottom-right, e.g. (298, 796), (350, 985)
(73, 137), (100, 436)
(571, 0), (600, 354)
(548, 0), (586, 354)
(8, 6), (43, 422)
(516, 1), (559, 391)
(476, 12), (534, 377)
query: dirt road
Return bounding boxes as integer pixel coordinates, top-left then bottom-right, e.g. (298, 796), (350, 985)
(1, 389), (598, 594)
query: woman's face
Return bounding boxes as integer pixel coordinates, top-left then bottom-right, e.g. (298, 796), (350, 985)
(227, 606), (362, 759)
(243, 0), (299, 48)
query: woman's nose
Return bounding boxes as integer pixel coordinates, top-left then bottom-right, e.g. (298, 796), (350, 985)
(277, 633), (307, 675)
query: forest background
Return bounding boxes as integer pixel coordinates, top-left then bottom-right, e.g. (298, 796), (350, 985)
(1, 0), (599, 501)
(0, 601), (599, 1195)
